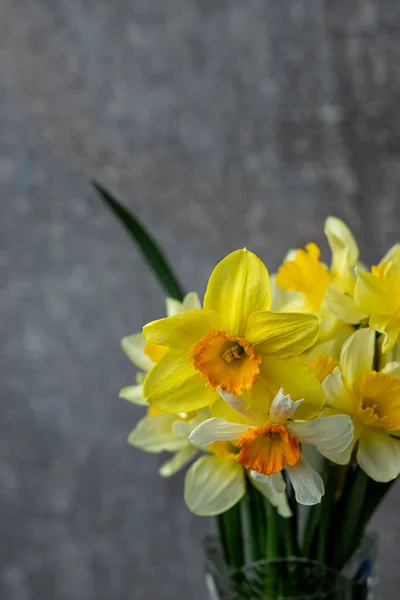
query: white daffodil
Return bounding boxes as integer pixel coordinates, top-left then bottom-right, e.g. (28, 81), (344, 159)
(183, 437), (292, 518)
(189, 389), (354, 507)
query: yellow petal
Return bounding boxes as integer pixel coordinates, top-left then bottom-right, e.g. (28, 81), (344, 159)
(121, 333), (154, 371)
(325, 285), (367, 324)
(143, 309), (220, 352)
(369, 314), (400, 354)
(143, 351), (215, 412)
(324, 216), (359, 276)
(184, 455), (245, 516)
(357, 429), (400, 482)
(275, 243), (331, 308)
(340, 328), (375, 387)
(322, 368), (358, 414)
(204, 249), (271, 337)
(354, 270), (395, 315)
(246, 311), (319, 357)
(119, 384), (147, 405)
(260, 356), (324, 420)
(385, 245), (400, 279)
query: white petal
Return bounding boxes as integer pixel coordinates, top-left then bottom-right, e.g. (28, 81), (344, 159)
(121, 333), (154, 371)
(288, 415), (354, 454)
(165, 292), (202, 317)
(182, 292), (202, 311)
(172, 413), (208, 439)
(249, 471), (292, 518)
(357, 430), (400, 482)
(218, 389), (264, 422)
(184, 456), (246, 516)
(324, 216), (359, 274)
(322, 440), (356, 466)
(270, 472), (287, 493)
(286, 454), (324, 505)
(119, 384), (147, 405)
(159, 446), (198, 477)
(340, 328), (375, 387)
(269, 388), (303, 423)
(189, 418), (249, 447)
(128, 414), (187, 453)
(165, 298), (183, 317)
(382, 361), (400, 379)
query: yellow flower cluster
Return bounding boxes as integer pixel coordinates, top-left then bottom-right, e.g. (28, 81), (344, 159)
(122, 217), (400, 516)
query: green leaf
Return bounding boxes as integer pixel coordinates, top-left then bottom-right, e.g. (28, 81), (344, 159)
(92, 181), (185, 301)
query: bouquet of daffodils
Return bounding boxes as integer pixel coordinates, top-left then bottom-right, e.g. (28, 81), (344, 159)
(95, 184), (399, 598)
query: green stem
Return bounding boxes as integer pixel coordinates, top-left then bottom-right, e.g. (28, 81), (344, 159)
(286, 479), (299, 556)
(331, 467), (369, 570)
(216, 502), (244, 569)
(243, 485), (266, 562)
(279, 514), (296, 557)
(316, 462), (335, 564)
(265, 501), (280, 559)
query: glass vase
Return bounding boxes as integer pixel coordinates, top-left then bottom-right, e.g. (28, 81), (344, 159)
(204, 535), (379, 600)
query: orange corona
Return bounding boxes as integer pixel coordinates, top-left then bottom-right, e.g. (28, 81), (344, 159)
(236, 423), (300, 476)
(187, 330), (261, 396)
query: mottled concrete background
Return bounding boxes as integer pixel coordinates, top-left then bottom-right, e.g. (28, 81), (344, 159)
(1, 1), (400, 598)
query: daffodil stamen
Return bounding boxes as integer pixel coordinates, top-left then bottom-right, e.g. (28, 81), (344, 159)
(222, 344), (245, 363)
(236, 423), (300, 476)
(187, 330), (261, 396)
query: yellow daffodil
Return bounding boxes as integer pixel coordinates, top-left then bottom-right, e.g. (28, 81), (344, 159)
(322, 328), (400, 481)
(189, 389), (353, 506)
(184, 416), (292, 517)
(121, 292), (202, 476)
(354, 245), (400, 352)
(274, 217), (362, 357)
(143, 249), (324, 419)
(119, 292), (201, 404)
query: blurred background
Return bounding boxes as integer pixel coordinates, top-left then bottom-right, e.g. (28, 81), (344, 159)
(1, 1), (400, 598)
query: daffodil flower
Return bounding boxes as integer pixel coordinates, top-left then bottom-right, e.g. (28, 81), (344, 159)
(183, 427), (292, 518)
(121, 292), (203, 476)
(322, 327), (400, 481)
(188, 389), (354, 506)
(354, 245), (400, 352)
(274, 217), (364, 357)
(143, 249), (323, 419)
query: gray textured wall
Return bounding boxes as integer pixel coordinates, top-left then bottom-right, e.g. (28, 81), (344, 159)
(1, 1), (400, 598)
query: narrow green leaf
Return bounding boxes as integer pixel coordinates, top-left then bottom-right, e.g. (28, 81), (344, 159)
(92, 181), (185, 301)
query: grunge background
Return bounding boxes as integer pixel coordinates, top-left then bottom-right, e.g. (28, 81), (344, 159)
(1, 1), (399, 598)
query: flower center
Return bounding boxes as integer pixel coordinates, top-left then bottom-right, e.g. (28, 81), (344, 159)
(187, 330), (261, 396)
(353, 372), (400, 430)
(236, 423), (300, 476)
(276, 243), (332, 308)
